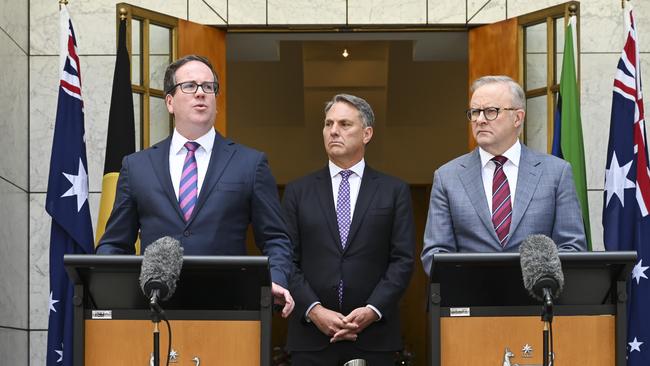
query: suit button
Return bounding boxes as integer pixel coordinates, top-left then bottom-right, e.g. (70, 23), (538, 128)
(183, 230), (191, 237)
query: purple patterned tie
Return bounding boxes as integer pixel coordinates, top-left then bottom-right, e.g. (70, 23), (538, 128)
(491, 156), (512, 247)
(179, 142), (199, 222)
(336, 170), (353, 308)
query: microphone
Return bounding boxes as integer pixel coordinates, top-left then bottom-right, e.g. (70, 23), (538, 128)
(519, 234), (564, 304)
(139, 236), (184, 310)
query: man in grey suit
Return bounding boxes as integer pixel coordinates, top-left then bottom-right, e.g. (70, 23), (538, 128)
(421, 75), (586, 276)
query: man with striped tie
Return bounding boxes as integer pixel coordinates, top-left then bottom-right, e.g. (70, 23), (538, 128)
(96, 55), (294, 316)
(421, 75), (586, 276)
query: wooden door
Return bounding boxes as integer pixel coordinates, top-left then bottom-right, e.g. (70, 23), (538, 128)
(467, 18), (521, 150)
(178, 20), (227, 135)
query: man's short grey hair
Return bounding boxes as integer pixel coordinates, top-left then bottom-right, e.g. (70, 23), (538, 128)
(470, 75), (526, 111)
(324, 94), (375, 128)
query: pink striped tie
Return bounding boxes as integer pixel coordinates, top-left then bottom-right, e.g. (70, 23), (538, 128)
(179, 142), (199, 221)
(491, 156), (512, 247)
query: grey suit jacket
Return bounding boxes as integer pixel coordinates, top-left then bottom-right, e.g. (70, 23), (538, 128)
(421, 144), (586, 275)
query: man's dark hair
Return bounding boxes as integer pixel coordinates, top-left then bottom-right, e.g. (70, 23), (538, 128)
(163, 55), (219, 95)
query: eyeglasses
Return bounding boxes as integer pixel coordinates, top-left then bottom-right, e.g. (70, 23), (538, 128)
(168, 81), (219, 95)
(466, 107), (519, 122)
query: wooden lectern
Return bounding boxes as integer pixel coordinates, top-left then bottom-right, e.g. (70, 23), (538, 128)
(64, 255), (273, 366)
(428, 251), (636, 366)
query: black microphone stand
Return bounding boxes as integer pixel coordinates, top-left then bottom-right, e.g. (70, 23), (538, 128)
(149, 289), (165, 366)
(541, 288), (554, 366)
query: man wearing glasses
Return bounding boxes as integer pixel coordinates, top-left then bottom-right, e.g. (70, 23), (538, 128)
(421, 75), (586, 276)
(96, 55), (295, 316)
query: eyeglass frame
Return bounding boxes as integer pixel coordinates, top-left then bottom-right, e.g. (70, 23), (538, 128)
(166, 81), (219, 95)
(465, 107), (520, 122)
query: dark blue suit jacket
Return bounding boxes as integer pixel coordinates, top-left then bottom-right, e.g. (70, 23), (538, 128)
(96, 132), (292, 287)
(282, 166), (415, 351)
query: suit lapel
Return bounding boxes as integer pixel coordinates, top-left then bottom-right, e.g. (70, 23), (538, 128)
(315, 167), (343, 250)
(459, 150), (501, 244)
(509, 145), (542, 241)
(149, 137), (185, 221)
(345, 166), (379, 251)
(186, 133), (235, 226)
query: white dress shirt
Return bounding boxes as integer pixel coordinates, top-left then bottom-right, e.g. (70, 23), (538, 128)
(479, 139), (521, 213)
(329, 159), (365, 219)
(169, 128), (215, 200)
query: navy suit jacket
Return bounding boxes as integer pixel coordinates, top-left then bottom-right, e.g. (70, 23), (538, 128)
(282, 166), (415, 352)
(96, 132), (292, 287)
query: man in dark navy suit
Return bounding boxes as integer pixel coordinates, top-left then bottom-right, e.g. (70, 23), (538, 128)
(96, 55), (294, 316)
(282, 94), (415, 365)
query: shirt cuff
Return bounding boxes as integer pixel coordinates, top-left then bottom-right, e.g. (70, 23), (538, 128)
(305, 301), (321, 322)
(366, 304), (382, 320)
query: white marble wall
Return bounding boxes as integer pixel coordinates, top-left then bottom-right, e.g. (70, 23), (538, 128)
(0, 0), (28, 363)
(20, 0), (650, 363)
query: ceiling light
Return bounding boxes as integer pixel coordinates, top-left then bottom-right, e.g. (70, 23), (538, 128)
(342, 48), (349, 58)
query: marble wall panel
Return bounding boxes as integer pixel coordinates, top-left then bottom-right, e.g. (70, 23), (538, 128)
(467, 0), (506, 24)
(30, 192), (101, 330)
(0, 179), (28, 329)
(588, 190), (605, 251)
(267, 0), (345, 24)
(348, 0), (426, 24)
(580, 0), (623, 53)
(30, 0), (188, 56)
(428, 1), (465, 24)
(0, 328), (27, 365)
(0, 0), (28, 51)
(508, 0), (566, 18)
(189, 0), (228, 25)
(0, 29), (28, 190)
(227, 0), (266, 25)
(524, 94), (548, 154)
(30, 331), (47, 366)
(29, 56), (58, 192)
(29, 193), (50, 330)
(634, 0), (650, 53)
(30, 55), (113, 193)
(580, 53), (620, 191)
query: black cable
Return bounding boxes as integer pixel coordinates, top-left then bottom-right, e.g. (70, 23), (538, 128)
(549, 321), (554, 366)
(163, 316), (172, 366)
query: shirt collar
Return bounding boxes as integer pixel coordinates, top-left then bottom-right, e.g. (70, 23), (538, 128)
(478, 139), (521, 168)
(171, 127), (216, 154)
(328, 159), (366, 179)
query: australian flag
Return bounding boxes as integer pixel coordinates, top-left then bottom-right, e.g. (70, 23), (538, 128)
(603, 4), (650, 365)
(45, 4), (94, 365)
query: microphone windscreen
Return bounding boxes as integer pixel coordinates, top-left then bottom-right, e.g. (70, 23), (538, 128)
(519, 234), (564, 300)
(139, 236), (184, 301)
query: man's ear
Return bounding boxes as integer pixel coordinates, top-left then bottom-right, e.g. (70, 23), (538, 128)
(165, 93), (174, 114)
(363, 126), (374, 145)
(514, 110), (525, 128)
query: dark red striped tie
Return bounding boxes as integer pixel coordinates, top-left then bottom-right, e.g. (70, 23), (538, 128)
(491, 156), (512, 247)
